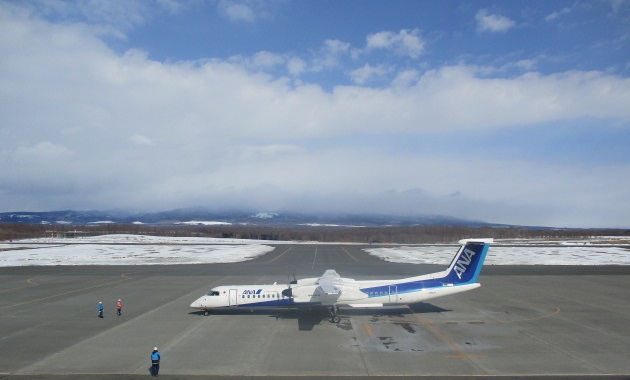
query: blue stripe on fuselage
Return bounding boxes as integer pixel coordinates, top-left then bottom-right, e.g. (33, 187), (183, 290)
(235, 299), (322, 307)
(361, 279), (451, 298)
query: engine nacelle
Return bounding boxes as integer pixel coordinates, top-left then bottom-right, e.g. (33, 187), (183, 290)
(282, 284), (367, 304)
(282, 285), (326, 303)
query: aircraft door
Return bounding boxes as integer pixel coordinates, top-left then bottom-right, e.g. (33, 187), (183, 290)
(388, 285), (398, 304)
(229, 289), (238, 306)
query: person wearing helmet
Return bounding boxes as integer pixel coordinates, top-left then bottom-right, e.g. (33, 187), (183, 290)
(150, 347), (161, 376)
(116, 299), (122, 316)
(97, 301), (103, 318)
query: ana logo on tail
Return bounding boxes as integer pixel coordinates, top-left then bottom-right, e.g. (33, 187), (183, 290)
(453, 248), (476, 279)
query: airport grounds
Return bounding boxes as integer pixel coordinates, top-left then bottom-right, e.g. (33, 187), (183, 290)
(2, 223), (630, 379)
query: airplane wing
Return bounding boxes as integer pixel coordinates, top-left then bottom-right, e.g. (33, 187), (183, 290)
(316, 269), (342, 295)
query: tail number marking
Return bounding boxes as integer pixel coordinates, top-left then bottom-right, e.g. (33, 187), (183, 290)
(454, 248), (476, 279)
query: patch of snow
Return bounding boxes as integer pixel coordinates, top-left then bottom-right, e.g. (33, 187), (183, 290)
(253, 212), (278, 219)
(176, 221), (232, 226)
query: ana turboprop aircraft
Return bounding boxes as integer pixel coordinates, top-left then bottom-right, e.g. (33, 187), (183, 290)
(190, 238), (492, 322)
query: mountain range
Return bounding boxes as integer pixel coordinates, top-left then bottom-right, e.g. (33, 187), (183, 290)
(0, 209), (497, 227)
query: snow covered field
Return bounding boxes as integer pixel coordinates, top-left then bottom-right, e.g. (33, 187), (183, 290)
(0, 235), (276, 267)
(366, 245), (630, 266)
(1, 235), (629, 267)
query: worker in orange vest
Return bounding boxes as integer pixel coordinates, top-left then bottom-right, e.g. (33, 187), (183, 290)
(116, 299), (123, 316)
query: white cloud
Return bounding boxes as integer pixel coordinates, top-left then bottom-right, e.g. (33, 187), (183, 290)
(476, 9), (515, 33)
(391, 69), (420, 88)
(545, 6), (573, 22)
(251, 51), (284, 68)
(287, 57), (306, 75)
(129, 134), (154, 146)
(1, 4), (630, 227)
(366, 29), (425, 58)
(14, 142), (73, 161)
(219, 0), (255, 22)
(231, 51), (285, 70)
(310, 39), (353, 71)
(226, 144), (305, 160)
(11, 0), (183, 34)
(349, 64), (389, 85)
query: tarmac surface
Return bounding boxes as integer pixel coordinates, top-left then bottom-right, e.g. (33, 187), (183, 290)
(1, 243), (629, 379)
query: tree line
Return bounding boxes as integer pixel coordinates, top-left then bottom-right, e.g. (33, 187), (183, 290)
(1, 222), (629, 244)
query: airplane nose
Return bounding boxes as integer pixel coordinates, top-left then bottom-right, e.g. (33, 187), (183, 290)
(190, 299), (202, 308)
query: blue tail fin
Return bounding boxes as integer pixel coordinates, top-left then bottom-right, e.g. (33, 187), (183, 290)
(443, 239), (492, 284)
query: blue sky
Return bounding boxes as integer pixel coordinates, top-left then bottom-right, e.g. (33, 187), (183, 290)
(1, 0), (629, 228)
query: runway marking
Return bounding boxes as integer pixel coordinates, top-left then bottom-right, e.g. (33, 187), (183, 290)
(363, 323), (374, 336)
(505, 307), (561, 323)
(342, 247), (359, 261)
(264, 246), (293, 263)
(407, 306), (487, 359)
(0, 277), (41, 292)
(465, 293), (562, 325)
(1, 273), (132, 309)
(312, 247), (318, 269)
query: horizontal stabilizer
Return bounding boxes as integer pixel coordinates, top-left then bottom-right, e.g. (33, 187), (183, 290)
(458, 238), (493, 245)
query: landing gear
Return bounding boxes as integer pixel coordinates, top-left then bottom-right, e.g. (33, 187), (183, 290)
(329, 306), (341, 323)
(203, 310), (210, 316)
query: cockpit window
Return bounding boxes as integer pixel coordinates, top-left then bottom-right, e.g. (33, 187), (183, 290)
(206, 290), (220, 296)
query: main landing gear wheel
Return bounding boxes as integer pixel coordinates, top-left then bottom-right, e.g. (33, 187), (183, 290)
(329, 306), (341, 323)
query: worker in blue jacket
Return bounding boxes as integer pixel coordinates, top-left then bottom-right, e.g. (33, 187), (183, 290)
(150, 347), (161, 376)
(97, 302), (103, 318)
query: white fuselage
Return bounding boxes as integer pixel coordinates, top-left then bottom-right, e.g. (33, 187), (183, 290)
(189, 271), (480, 311)
(190, 239), (491, 313)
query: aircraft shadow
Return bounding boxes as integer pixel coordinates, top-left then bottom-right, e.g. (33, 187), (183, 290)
(189, 302), (450, 331)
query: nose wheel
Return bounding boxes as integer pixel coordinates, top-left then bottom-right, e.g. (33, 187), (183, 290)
(203, 310), (210, 316)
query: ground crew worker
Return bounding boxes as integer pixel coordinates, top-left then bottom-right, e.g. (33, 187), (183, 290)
(116, 299), (122, 316)
(97, 302), (103, 318)
(150, 347), (161, 376)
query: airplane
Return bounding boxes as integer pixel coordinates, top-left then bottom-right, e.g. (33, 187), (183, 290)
(190, 238), (492, 323)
